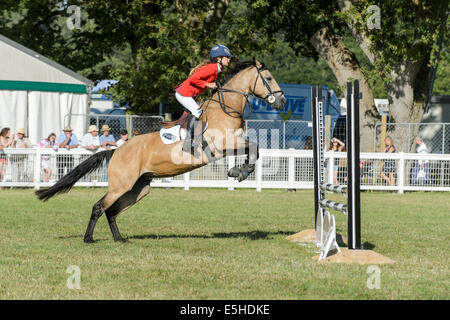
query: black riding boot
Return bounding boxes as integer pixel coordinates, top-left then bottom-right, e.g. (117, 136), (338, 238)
(182, 115), (200, 154)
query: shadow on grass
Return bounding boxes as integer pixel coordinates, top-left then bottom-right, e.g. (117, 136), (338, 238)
(130, 230), (296, 241)
(57, 230), (296, 242)
(58, 231), (376, 248)
(335, 230), (376, 250)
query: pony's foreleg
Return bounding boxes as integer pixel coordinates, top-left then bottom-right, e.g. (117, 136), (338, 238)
(83, 197), (105, 243)
(241, 140), (259, 175)
(234, 140), (258, 182)
(227, 135), (259, 182)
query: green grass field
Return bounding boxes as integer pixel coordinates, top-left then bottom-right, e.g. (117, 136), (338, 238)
(0, 188), (448, 300)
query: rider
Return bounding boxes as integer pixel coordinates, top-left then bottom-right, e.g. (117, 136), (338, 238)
(174, 44), (234, 152)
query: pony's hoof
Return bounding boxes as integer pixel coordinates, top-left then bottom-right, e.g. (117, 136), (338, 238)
(83, 237), (95, 243)
(228, 167), (240, 178)
(115, 237), (128, 243)
(237, 170), (249, 182)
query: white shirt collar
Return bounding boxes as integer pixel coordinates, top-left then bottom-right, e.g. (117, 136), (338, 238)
(217, 63), (221, 73)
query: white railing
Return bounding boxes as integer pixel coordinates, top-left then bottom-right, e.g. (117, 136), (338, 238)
(0, 148), (449, 193)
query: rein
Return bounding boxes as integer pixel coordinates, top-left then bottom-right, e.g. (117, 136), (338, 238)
(208, 64), (282, 119)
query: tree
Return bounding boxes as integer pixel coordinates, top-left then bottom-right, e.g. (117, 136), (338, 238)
(0, 0), (232, 113)
(242, 0), (449, 151)
(338, 0), (449, 151)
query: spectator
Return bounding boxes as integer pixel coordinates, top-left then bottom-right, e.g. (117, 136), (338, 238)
(99, 125), (117, 181)
(81, 125), (100, 152)
(99, 125), (117, 150)
(328, 137), (345, 185)
(116, 129), (128, 148)
(40, 133), (58, 183)
(411, 136), (430, 185)
(11, 128), (32, 182)
(13, 128), (32, 148)
(304, 136), (312, 150)
(133, 129), (140, 137)
(0, 127), (14, 183)
(380, 136), (396, 186)
(40, 133), (58, 182)
(57, 126), (79, 179)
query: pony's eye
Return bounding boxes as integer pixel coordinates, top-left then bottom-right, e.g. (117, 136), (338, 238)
(266, 77), (272, 81)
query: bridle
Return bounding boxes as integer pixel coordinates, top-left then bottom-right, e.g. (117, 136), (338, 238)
(210, 64), (283, 119)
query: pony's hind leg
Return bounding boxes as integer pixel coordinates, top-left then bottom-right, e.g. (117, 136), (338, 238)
(83, 197), (105, 243)
(104, 173), (153, 242)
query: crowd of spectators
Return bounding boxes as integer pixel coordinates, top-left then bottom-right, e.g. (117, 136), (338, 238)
(0, 125), (433, 186)
(0, 125), (130, 183)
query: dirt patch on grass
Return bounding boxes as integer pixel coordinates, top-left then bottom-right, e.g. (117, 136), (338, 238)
(287, 229), (395, 265)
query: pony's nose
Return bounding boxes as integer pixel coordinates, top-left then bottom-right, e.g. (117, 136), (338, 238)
(275, 94), (286, 110)
(280, 95), (286, 107)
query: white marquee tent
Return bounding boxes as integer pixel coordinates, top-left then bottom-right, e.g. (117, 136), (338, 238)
(0, 34), (93, 145)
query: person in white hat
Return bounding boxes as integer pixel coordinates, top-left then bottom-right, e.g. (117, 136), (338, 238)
(81, 125), (100, 152)
(13, 128), (32, 148)
(99, 124), (117, 150)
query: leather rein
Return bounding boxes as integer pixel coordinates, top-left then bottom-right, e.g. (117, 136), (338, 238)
(206, 65), (283, 119)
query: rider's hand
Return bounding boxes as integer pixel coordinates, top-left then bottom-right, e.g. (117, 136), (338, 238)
(206, 82), (217, 89)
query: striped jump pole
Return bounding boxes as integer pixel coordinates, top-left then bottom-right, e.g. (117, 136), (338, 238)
(312, 80), (362, 250)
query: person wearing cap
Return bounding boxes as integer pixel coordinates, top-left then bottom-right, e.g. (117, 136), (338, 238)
(11, 128), (32, 182)
(99, 125), (117, 150)
(174, 44), (234, 152)
(57, 126), (79, 179)
(81, 125), (100, 152)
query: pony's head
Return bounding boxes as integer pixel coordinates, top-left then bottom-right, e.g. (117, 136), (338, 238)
(221, 59), (286, 112)
(248, 60), (286, 110)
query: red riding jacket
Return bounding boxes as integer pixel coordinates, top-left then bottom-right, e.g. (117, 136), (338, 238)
(175, 63), (219, 97)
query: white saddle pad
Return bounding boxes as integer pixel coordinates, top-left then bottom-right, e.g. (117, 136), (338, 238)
(159, 121), (208, 145)
(160, 125), (187, 145)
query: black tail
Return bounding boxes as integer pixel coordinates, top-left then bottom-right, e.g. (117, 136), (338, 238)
(35, 150), (115, 201)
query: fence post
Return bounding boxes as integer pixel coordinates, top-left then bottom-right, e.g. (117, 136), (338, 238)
(228, 156), (235, 191)
(34, 148), (41, 190)
(327, 153), (334, 184)
(256, 157), (262, 192)
(183, 172), (190, 191)
(397, 152), (405, 194)
(288, 152), (295, 189)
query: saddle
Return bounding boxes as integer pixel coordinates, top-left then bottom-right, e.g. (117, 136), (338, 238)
(162, 111), (208, 132)
(162, 111), (190, 129)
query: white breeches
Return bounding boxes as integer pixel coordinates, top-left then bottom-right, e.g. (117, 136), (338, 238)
(175, 92), (202, 119)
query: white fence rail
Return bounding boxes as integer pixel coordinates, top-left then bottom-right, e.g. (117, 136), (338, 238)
(0, 148), (449, 193)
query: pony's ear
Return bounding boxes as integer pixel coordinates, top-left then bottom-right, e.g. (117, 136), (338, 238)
(253, 57), (262, 68)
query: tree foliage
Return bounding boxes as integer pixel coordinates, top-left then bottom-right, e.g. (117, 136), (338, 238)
(0, 0), (448, 118)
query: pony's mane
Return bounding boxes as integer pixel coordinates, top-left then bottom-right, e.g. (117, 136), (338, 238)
(220, 60), (265, 86)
